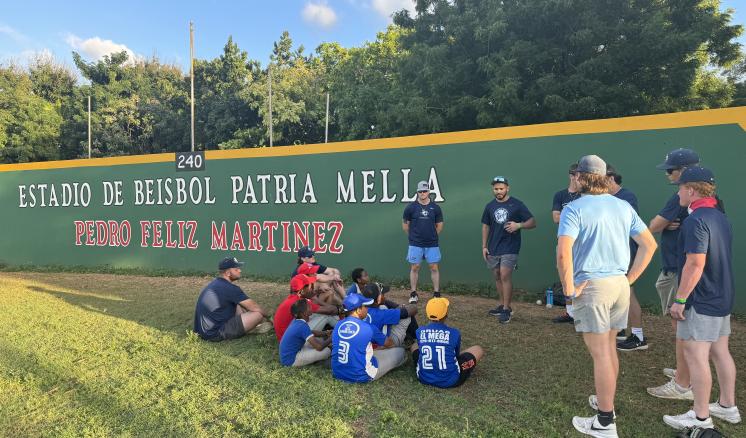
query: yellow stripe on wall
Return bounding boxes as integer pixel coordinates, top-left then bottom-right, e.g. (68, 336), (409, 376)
(2, 106), (745, 173)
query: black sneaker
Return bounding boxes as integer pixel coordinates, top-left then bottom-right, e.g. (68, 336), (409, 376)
(408, 291), (419, 304)
(488, 304), (504, 316)
(433, 291), (442, 298)
(498, 307), (512, 324)
(617, 334), (648, 351)
(616, 329), (626, 341)
(552, 312), (574, 324)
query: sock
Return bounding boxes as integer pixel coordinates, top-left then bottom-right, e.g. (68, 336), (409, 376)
(674, 382), (690, 392)
(631, 327), (644, 342)
(597, 410), (614, 426)
(696, 415), (709, 422)
(566, 304), (574, 318)
(719, 402), (733, 409)
(411, 290), (417, 295)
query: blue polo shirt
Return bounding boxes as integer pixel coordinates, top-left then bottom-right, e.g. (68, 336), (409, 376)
(659, 193), (689, 272)
(332, 317), (387, 383)
(279, 319), (314, 366)
(677, 207), (734, 317)
(481, 197), (533, 256)
(415, 322), (462, 388)
(193, 277), (249, 340)
(403, 201), (443, 247)
(558, 194), (647, 283)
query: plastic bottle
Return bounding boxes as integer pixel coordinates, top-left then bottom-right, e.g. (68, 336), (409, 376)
(546, 287), (554, 308)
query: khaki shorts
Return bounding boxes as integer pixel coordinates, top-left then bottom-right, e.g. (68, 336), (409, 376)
(572, 276), (630, 334)
(677, 307), (731, 342)
(656, 271), (678, 315)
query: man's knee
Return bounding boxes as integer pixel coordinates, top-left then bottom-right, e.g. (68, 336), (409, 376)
(429, 263), (439, 272)
(410, 264), (421, 272)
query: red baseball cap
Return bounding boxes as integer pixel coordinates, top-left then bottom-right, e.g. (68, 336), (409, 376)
(296, 263), (320, 275)
(290, 274), (317, 292)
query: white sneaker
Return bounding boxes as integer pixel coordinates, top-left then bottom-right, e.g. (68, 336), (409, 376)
(663, 410), (713, 430)
(572, 415), (618, 438)
(646, 379), (694, 400)
(249, 321), (273, 334)
(587, 395), (617, 419)
(709, 402), (742, 424)
(663, 368), (676, 379)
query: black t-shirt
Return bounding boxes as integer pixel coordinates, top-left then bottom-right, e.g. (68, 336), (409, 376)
(614, 187), (640, 258)
(658, 193), (689, 271)
(481, 197), (533, 255)
(193, 277), (249, 339)
(677, 207), (734, 316)
(403, 201), (443, 247)
(552, 189), (581, 212)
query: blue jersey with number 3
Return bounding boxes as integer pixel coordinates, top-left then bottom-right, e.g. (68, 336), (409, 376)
(332, 317), (387, 383)
(415, 322), (461, 388)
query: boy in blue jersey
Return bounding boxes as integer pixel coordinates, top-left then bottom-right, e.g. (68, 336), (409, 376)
(279, 299), (332, 367)
(411, 297), (484, 388)
(361, 282), (418, 347)
(331, 294), (407, 383)
(663, 167), (740, 430)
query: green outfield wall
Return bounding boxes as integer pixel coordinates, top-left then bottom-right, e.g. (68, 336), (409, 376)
(1, 107), (744, 310)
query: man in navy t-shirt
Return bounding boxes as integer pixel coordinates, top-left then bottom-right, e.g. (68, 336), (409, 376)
(412, 297), (483, 388)
(402, 180), (444, 304)
(663, 166), (740, 430)
(193, 257), (272, 341)
(481, 176), (536, 324)
(551, 163), (581, 324)
(332, 294), (406, 383)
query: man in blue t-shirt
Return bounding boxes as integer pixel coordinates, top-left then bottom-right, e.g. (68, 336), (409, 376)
(557, 155), (657, 437)
(331, 294), (406, 383)
(402, 180), (444, 304)
(662, 167), (741, 430)
(361, 282), (418, 347)
(551, 163), (581, 324)
(279, 299), (332, 367)
(481, 176), (536, 324)
(412, 297), (484, 389)
(193, 257), (272, 341)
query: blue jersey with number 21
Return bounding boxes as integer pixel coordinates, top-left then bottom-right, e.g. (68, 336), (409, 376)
(332, 317), (387, 383)
(416, 322), (461, 388)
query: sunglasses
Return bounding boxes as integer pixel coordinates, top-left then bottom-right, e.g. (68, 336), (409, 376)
(417, 190), (429, 193)
(569, 172), (577, 176)
(666, 168), (682, 175)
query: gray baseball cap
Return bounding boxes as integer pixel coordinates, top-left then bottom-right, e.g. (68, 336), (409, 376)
(576, 155), (607, 176)
(417, 181), (430, 192)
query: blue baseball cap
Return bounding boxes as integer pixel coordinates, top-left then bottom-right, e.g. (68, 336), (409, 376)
(343, 293), (374, 312)
(675, 166), (715, 185)
(218, 257), (244, 270)
(656, 148), (699, 170)
(297, 246), (315, 258)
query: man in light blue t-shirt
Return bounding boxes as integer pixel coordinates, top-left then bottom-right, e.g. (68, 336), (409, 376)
(557, 155), (657, 438)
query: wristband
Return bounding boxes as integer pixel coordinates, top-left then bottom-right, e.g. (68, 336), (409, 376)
(516, 222), (522, 229)
(673, 297), (687, 305)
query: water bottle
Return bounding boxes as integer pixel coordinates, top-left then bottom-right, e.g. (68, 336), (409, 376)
(545, 287), (554, 308)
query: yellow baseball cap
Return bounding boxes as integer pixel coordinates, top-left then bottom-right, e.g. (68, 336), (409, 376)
(426, 297), (450, 321)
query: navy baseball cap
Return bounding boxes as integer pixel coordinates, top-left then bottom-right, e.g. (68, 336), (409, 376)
(297, 246), (315, 258)
(576, 155), (606, 176)
(343, 293), (374, 312)
(656, 148), (699, 170)
(675, 166), (715, 185)
(219, 257), (244, 270)
(362, 282), (391, 303)
(491, 176), (509, 185)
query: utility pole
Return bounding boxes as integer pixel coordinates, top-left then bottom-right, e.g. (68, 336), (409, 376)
(325, 92), (329, 143)
(268, 65), (273, 147)
(87, 95), (92, 158)
(190, 21), (195, 152)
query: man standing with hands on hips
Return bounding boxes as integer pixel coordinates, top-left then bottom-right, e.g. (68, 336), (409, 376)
(403, 180), (444, 304)
(663, 166), (740, 430)
(557, 155), (657, 437)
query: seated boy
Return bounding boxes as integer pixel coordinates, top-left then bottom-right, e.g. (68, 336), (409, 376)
(412, 297), (484, 388)
(279, 299), (332, 367)
(331, 294), (406, 383)
(362, 282), (418, 347)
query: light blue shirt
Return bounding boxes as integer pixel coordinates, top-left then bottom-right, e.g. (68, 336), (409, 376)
(558, 194), (646, 283)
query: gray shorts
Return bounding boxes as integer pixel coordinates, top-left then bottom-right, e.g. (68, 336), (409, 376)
(656, 271), (678, 315)
(292, 342), (331, 367)
(486, 254), (518, 270)
(677, 306), (731, 342)
(573, 276), (630, 334)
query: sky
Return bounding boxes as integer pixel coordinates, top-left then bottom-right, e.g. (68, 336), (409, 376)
(1, 0), (745, 74)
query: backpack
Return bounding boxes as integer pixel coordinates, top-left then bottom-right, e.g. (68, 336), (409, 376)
(676, 427), (726, 438)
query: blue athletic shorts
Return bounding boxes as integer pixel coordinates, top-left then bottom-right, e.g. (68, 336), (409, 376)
(406, 246), (441, 264)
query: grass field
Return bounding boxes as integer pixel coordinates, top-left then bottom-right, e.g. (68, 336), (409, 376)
(0, 272), (744, 437)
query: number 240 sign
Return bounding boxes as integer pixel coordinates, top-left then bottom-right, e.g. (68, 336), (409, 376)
(175, 151), (205, 172)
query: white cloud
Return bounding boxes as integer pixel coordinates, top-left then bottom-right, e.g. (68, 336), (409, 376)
(65, 34), (141, 63)
(302, 2), (338, 29)
(371, 0), (416, 19)
(0, 24), (30, 44)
